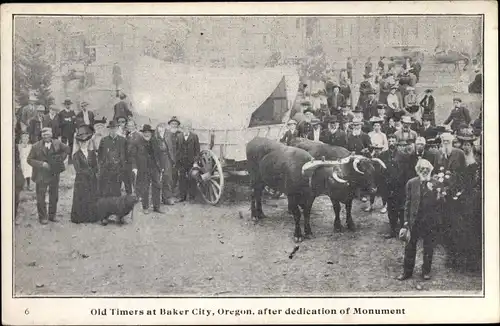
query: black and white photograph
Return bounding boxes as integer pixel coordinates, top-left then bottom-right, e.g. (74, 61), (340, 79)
(1, 2), (498, 325)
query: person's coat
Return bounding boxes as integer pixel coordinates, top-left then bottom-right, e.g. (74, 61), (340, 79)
(27, 139), (70, 184)
(404, 176), (441, 226)
(71, 149), (99, 223)
(130, 136), (165, 173)
(177, 132), (201, 167)
(28, 116), (43, 144)
(42, 113), (61, 139)
(113, 100), (133, 121)
(444, 106), (472, 131)
(437, 147), (466, 173)
(327, 93), (346, 113)
(319, 129), (348, 148)
(75, 110), (95, 128)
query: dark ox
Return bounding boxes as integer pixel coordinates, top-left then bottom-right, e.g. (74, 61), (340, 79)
(291, 138), (387, 231)
(246, 137), (350, 242)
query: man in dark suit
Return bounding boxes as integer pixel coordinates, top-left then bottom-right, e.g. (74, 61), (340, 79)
(113, 93), (133, 122)
(361, 89), (379, 120)
(305, 118), (323, 142)
(346, 118), (372, 155)
(27, 127), (70, 224)
(42, 105), (61, 140)
(297, 109), (314, 138)
(280, 119), (299, 146)
(124, 120), (143, 195)
(75, 101), (95, 128)
(130, 124), (165, 214)
(28, 105), (46, 144)
(177, 120), (200, 202)
(418, 114), (437, 140)
(412, 137), (439, 171)
(157, 119), (178, 206)
(443, 98), (471, 132)
(98, 121), (127, 197)
(58, 99), (76, 163)
(398, 159), (442, 281)
(320, 115), (347, 148)
(419, 89), (436, 126)
(327, 84), (346, 116)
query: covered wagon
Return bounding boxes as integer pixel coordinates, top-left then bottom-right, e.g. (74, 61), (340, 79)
(127, 56), (301, 204)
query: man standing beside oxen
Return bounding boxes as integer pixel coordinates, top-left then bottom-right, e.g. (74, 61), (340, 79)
(27, 127), (70, 225)
(397, 159), (442, 281)
(346, 118), (372, 155)
(98, 121), (127, 198)
(320, 115), (347, 148)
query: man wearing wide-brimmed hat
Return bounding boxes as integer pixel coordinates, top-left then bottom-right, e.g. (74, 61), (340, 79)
(75, 101), (95, 128)
(327, 83), (346, 115)
(131, 124), (165, 213)
(305, 118), (322, 142)
(320, 115), (347, 148)
(27, 127), (70, 224)
(98, 120), (127, 198)
(58, 99), (76, 163)
(443, 97), (472, 132)
(419, 89), (436, 126)
(394, 115), (418, 143)
(297, 108), (314, 138)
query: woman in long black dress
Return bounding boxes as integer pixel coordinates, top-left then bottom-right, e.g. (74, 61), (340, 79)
(447, 129), (482, 272)
(71, 124), (100, 224)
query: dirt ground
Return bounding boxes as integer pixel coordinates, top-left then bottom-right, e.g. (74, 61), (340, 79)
(14, 167), (482, 297)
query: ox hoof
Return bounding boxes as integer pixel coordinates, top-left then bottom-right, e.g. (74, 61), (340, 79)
(334, 224), (343, 232)
(347, 223), (356, 232)
(304, 232), (314, 240)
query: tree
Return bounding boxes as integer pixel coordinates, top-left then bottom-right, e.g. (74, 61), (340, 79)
(14, 37), (54, 109)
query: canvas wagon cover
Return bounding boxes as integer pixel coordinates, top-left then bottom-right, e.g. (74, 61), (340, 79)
(129, 56), (299, 130)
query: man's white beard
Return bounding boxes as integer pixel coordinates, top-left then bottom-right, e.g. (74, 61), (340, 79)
(418, 172), (431, 181)
(442, 144), (453, 155)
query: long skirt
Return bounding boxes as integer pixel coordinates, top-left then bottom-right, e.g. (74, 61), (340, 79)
(71, 172), (99, 223)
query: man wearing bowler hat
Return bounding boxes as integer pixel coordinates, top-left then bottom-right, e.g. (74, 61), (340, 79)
(361, 89), (379, 121)
(98, 120), (127, 197)
(352, 107), (372, 133)
(58, 99), (76, 163)
(27, 127), (70, 224)
(131, 124), (165, 213)
(327, 84), (346, 115)
(395, 116), (418, 143)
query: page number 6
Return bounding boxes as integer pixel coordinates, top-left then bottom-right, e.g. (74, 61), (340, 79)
(25, 308), (29, 315)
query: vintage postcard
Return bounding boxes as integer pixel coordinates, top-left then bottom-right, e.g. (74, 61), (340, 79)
(1, 2), (498, 325)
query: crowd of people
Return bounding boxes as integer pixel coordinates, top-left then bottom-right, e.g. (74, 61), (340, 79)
(14, 54), (482, 280)
(281, 56), (483, 277)
(14, 92), (201, 227)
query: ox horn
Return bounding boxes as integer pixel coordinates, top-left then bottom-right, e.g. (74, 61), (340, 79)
(353, 156), (364, 175)
(332, 171), (348, 183)
(371, 157), (387, 169)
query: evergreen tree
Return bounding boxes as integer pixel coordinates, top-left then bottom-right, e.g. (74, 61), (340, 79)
(14, 38), (54, 109)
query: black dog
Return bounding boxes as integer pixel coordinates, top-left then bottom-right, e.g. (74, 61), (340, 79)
(95, 194), (139, 225)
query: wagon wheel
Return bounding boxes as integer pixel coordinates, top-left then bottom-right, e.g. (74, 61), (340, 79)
(196, 149), (225, 205)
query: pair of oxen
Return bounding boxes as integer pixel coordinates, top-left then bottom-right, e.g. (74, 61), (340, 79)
(246, 137), (386, 243)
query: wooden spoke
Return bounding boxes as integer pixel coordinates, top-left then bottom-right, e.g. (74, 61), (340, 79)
(197, 149), (225, 205)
